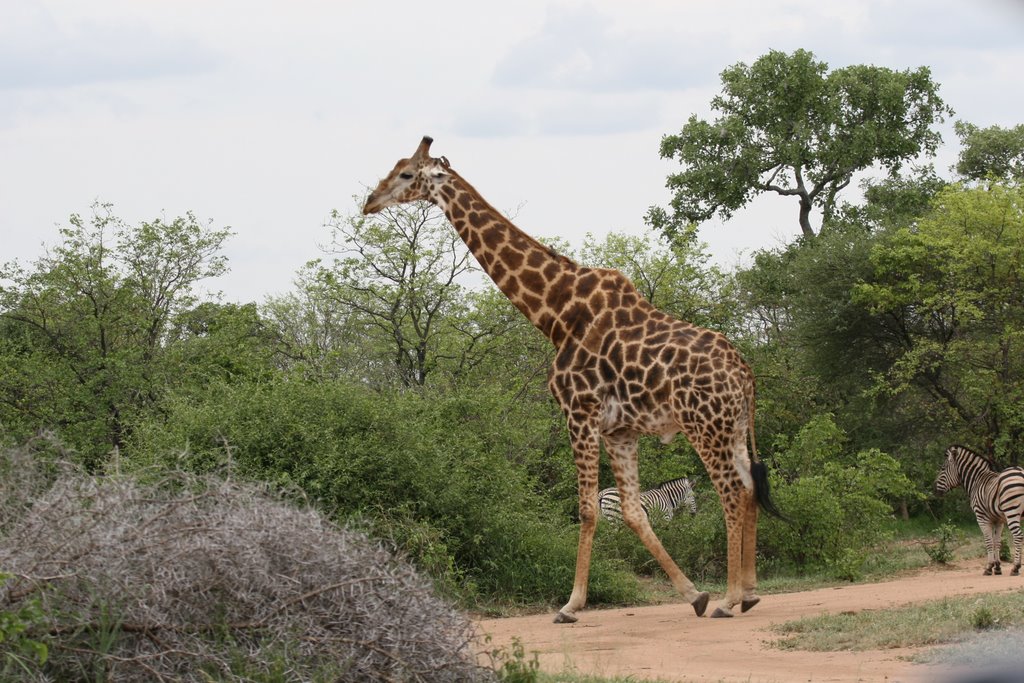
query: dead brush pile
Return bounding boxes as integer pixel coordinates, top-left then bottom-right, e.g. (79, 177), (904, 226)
(0, 441), (493, 682)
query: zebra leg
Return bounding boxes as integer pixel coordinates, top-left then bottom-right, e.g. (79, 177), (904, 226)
(555, 424), (602, 624)
(993, 519), (1004, 575)
(1008, 515), (1023, 576)
(979, 518), (1000, 575)
(605, 432), (709, 617)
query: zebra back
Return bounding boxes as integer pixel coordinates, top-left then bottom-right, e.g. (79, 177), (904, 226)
(935, 445), (1024, 521)
(597, 477), (697, 524)
(652, 477), (697, 517)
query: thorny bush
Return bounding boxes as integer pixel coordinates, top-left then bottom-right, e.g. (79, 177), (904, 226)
(0, 440), (494, 682)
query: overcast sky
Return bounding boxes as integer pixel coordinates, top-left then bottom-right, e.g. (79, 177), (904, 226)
(3, 0), (1024, 303)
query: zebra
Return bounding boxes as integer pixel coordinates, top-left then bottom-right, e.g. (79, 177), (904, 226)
(934, 444), (1024, 576)
(598, 477), (697, 525)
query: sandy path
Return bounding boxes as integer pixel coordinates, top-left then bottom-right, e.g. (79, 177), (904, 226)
(476, 562), (1024, 682)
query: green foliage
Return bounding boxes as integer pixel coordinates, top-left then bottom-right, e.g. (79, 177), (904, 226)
(923, 523), (960, 565)
(0, 203), (232, 466)
(972, 606), (997, 630)
(652, 48), (950, 239)
(485, 637), (540, 683)
(0, 574), (48, 674)
(309, 201), (480, 388)
(759, 415), (918, 572)
(854, 182), (1024, 455)
(955, 120), (1024, 182)
(129, 379), (640, 607)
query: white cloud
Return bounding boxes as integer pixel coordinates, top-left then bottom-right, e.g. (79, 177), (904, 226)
(0, 0), (219, 90)
(491, 3), (721, 93)
(2, 0), (1024, 303)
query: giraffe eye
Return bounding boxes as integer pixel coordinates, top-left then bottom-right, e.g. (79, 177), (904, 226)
(399, 172), (414, 180)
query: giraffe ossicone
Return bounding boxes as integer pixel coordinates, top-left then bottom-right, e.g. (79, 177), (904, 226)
(363, 136), (783, 622)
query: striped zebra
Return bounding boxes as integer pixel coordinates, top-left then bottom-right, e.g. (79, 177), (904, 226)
(934, 444), (1024, 576)
(598, 477), (697, 525)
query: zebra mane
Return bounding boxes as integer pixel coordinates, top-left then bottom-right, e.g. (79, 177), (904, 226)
(948, 444), (999, 471)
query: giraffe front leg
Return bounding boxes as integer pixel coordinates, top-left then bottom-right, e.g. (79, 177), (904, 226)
(556, 426), (601, 624)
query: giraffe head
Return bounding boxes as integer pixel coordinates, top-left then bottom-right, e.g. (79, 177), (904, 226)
(362, 136), (450, 214)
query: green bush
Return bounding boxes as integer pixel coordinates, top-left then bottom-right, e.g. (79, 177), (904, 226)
(0, 574), (48, 675)
(923, 523), (960, 565)
(0, 454), (490, 682)
(758, 415), (918, 572)
(128, 379), (640, 607)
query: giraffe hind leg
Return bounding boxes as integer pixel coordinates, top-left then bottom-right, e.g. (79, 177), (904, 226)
(710, 472), (757, 618)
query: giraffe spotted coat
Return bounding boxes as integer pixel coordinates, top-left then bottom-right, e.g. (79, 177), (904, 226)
(363, 137), (778, 622)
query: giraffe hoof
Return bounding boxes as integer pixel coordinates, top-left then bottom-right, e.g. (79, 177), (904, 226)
(741, 597), (761, 613)
(553, 611), (578, 624)
(690, 592), (709, 617)
(710, 607), (734, 618)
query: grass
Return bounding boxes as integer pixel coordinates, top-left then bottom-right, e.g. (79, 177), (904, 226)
(765, 520), (1016, 657)
(770, 591), (1024, 653)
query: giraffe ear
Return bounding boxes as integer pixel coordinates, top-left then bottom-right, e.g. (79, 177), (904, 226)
(427, 160), (449, 179)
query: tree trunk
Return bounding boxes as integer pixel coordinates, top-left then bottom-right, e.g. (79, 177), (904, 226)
(798, 196), (816, 239)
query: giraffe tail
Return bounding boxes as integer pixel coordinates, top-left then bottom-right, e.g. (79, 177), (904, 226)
(748, 391), (787, 521)
(751, 461), (786, 521)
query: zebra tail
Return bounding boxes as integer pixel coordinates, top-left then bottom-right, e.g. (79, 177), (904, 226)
(751, 461), (787, 521)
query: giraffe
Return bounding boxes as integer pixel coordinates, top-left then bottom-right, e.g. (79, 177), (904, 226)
(362, 136), (781, 621)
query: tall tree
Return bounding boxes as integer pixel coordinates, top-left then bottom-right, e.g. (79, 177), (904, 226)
(311, 200), (544, 389)
(854, 182), (1024, 458)
(315, 201), (475, 388)
(0, 204), (231, 464)
(650, 49), (951, 240)
(955, 121), (1024, 183)
(578, 227), (733, 333)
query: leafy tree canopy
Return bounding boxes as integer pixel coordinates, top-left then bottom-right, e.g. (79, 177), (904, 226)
(650, 49), (951, 240)
(854, 182), (1024, 457)
(955, 120), (1024, 183)
(0, 204), (231, 464)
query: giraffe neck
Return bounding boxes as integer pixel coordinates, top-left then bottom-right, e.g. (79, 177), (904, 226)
(430, 168), (579, 345)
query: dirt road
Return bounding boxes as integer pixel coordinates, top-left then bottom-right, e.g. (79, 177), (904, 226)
(476, 562), (1024, 682)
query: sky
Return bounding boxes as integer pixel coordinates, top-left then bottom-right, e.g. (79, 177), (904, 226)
(3, 0), (1024, 304)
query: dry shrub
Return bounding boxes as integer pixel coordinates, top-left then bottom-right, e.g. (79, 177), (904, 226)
(0, 445), (493, 682)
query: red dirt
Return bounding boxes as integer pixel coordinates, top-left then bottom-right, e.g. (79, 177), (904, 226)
(475, 561), (1023, 682)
